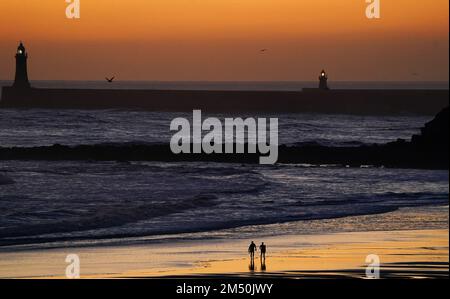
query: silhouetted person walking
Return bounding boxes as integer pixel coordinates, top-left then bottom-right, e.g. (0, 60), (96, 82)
(248, 241), (257, 261)
(259, 242), (267, 261)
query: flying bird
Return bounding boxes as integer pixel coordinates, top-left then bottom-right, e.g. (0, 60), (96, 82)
(105, 76), (115, 83)
(260, 49), (268, 54)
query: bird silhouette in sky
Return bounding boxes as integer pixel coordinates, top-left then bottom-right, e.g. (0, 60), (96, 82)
(260, 49), (268, 54)
(105, 76), (115, 83)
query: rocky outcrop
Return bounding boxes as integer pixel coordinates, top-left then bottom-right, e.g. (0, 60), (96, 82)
(411, 107), (449, 150)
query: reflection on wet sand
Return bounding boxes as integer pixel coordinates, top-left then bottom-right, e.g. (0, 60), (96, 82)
(249, 257), (267, 273)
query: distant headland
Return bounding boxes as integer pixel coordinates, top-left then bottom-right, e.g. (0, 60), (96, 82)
(1, 43), (448, 115)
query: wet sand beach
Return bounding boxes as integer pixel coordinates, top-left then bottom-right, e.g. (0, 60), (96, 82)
(0, 207), (447, 279)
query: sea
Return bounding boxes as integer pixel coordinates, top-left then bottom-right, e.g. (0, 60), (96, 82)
(0, 81), (448, 250)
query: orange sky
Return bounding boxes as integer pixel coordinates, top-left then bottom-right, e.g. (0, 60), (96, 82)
(0, 0), (448, 81)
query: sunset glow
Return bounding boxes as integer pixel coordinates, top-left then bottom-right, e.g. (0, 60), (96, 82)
(0, 0), (448, 81)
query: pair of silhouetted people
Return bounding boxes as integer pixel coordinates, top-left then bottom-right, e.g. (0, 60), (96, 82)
(248, 241), (267, 272)
(248, 241), (267, 261)
(248, 241), (267, 259)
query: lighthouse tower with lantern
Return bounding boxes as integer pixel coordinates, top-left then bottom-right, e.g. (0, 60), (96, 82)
(318, 69), (329, 90)
(13, 42), (30, 89)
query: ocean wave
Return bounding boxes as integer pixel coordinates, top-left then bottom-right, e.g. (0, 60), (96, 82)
(292, 192), (448, 207)
(0, 160), (447, 248)
(0, 192), (219, 241)
(0, 174), (14, 185)
(290, 140), (369, 147)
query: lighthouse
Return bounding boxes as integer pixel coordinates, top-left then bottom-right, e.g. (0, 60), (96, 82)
(318, 69), (329, 90)
(13, 42), (30, 89)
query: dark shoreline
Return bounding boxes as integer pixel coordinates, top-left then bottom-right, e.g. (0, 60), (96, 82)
(1, 87), (448, 115)
(0, 141), (447, 169)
